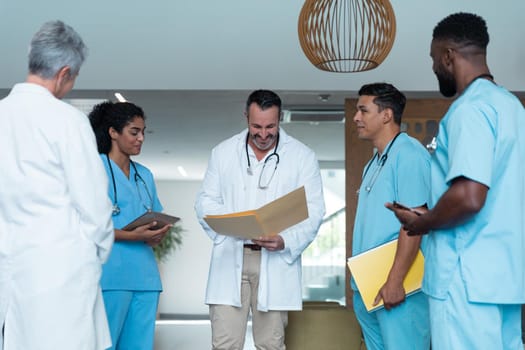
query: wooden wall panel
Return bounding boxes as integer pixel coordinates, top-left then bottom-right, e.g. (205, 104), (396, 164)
(344, 98), (372, 307)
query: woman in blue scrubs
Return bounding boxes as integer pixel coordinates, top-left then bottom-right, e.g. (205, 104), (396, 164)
(89, 101), (171, 350)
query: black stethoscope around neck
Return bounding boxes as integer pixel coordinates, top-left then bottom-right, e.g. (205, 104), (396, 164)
(361, 132), (402, 193)
(106, 154), (153, 216)
(245, 132), (280, 189)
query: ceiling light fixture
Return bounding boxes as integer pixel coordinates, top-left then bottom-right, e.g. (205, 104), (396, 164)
(298, 0), (396, 73)
(177, 166), (188, 177)
(318, 94), (330, 102)
(114, 92), (127, 102)
(282, 109), (345, 124)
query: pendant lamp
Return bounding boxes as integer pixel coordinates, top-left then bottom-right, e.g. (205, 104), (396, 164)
(298, 0), (396, 73)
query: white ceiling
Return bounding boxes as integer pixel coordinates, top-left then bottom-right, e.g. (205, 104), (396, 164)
(1, 1), (524, 180)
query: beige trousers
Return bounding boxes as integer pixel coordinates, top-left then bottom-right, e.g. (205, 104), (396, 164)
(210, 247), (288, 350)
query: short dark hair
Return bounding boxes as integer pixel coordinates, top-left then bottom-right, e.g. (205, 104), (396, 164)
(433, 12), (489, 50)
(358, 83), (406, 125)
(245, 89), (282, 115)
(88, 101), (145, 154)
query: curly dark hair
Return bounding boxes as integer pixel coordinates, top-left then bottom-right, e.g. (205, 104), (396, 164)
(88, 101), (145, 154)
(433, 12), (489, 49)
(358, 83), (406, 125)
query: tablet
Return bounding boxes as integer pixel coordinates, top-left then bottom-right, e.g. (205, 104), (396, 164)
(122, 211), (180, 231)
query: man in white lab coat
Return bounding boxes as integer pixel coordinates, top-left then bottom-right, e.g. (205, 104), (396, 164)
(195, 89), (325, 350)
(0, 20), (114, 350)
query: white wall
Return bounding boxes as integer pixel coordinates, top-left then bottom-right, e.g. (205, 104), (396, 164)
(154, 171), (346, 315)
(155, 180), (211, 316)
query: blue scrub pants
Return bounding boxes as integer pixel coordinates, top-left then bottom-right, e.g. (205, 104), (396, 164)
(103, 290), (160, 350)
(428, 268), (522, 350)
(353, 291), (430, 350)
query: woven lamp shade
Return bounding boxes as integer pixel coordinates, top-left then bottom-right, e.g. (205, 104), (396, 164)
(298, 0), (396, 73)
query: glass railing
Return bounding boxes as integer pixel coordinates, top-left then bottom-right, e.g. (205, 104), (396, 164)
(302, 207), (346, 305)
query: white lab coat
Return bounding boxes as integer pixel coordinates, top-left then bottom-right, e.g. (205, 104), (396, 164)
(195, 128), (325, 311)
(0, 83), (114, 350)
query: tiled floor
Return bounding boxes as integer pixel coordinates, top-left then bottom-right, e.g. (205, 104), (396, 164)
(154, 315), (525, 350)
(154, 319), (254, 350)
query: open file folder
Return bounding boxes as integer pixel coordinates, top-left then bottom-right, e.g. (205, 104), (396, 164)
(203, 186), (309, 239)
(347, 239), (425, 312)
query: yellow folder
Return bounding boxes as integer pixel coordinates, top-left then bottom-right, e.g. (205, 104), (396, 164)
(203, 186), (309, 239)
(347, 239), (424, 312)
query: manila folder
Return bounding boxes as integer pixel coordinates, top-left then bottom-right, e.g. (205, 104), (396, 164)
(203, 186), (309, 239)
(347, 239), (424, 312)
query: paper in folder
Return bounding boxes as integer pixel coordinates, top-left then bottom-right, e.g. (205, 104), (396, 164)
(347, 239), (424, 312)
(203, 186), (308, 239)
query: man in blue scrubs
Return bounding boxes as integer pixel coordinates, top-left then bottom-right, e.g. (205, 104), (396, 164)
(352, 83), (430, 350)
(387, 12), (525, 350)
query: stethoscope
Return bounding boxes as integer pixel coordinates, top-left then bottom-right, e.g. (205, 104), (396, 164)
(245, 132), (280, 189)
(361, 132), (402, 193)
(106, 154), (153, 216)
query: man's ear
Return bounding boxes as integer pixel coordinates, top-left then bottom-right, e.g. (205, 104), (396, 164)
(51, 65), (73, 98)
(444, 47), (456, 68)
(382, 108), (394, 124)
(56, 66), (71, 88)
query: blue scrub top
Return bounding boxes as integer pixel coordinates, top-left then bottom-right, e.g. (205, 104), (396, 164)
(423, 79), (525, 303)
(352, 133), (430, 290)
(100, 155), (163, 291)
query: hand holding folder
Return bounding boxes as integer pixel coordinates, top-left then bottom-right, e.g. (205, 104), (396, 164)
(203, 186), (309, 239)
(347, 239), (424, 312)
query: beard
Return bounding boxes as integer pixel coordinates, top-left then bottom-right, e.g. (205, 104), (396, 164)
(250, 132), (277, 151)
(436, 69), (457, 97)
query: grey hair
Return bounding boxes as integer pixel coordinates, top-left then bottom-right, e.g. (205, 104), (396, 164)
(28, 20), (88, 79)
